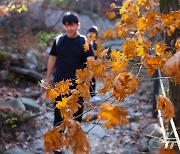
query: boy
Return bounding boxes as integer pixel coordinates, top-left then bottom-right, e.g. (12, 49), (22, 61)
(46, 12), (94, 154)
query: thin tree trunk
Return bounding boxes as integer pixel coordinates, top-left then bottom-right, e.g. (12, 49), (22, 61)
(159, 0), (180, 137)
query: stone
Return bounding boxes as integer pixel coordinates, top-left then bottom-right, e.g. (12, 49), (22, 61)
(4, 146), (33, 154)
(143, 123), (163, 138)
(149, 139), (161, 154)
(123, 149), (140, 154)
(1, 99), (26, 111)
(140, 137), (149, 152)
(83, 124), (106, 139)
(141, 105), (152, 113)
(19, 97), (40, 112)
(30, 139), (44, 152)
(0, 70), (9, 80)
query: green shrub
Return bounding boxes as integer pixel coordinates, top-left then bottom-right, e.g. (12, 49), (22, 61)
(38, 31), (62, 47)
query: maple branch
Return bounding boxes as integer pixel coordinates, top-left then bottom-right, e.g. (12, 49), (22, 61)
(136, 101), (151, 120)
(87, 98), (116, 134)
(86, 120), (100, 134)
(141, 77), (170, 81)
(136, 65), (143, 78)
(74, 95), (113, 120)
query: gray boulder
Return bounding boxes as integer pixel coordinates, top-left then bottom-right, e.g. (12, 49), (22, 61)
(143, 123), (163, 138)
(83, 124), (106, 139)
(4, 147), (33, 154)
(1, 99), (26, 111)
(20, 97), (40, 112)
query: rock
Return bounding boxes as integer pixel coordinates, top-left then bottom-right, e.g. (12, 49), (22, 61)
(82, 111), (98, 122)
(1, 99), (26, 111)
(83, 124), (106, 139)
(140, 137), (149, 152)
(30, 139), (44, 152)
(4, 146), (33, 154)
(149, 139), (161, 154)
(141, 105), (152, 113)
(130, 122), (140, 131)
(16, 132), (26, 142)
(123, 149), (140, 154)
(143, 123), (163, 138)
(10, 67), (44, 81)
(20, 97), (40, 112)
(0, 70), (9, 80)
(25, 49), (38, 70)
(0, 70), (14, 81)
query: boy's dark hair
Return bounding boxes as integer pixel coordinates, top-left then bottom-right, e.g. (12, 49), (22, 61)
(87, 26), (98, 36)
(62, 12), (79, 25)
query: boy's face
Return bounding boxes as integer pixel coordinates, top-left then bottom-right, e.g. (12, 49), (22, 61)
(63, 23), (80, 38)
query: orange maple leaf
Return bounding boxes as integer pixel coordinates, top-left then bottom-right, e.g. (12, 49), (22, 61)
(44, 89), (59, 103)
(113, 72), (139, 101)
(156, 95), (175, 120)
(99, 104), (129, 129)
(110, 3), (116, 10)
(44, 127), (63, 153)
(163, 51), (180, 84)
(159, 146), (176, 154)
(55, 80), (72, 95)
(83, 43), (89, 51)
(106, 12), (116, 20)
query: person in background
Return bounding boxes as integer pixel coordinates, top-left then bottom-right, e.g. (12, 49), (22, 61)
(87, 26), (98, 98)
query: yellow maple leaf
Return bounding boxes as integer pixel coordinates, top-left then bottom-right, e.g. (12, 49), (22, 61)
(156, 95), (175, 120)
(76, 84), (90, 101)
(98, 73), (114, 94)
(167, 25), (176, 36)
(99, 104), (129, 129)
(112, 61), (128, 75)
(110, 50), (121, 60)
(122, 38), (137, 59)
(155, 44), (167, 56)
(44, 89), (59, 103)
(83, 43), (89, 51)
(85, 114), (92, 122)
(175, 39), (180, 50)
(110, 3), (116, 10)
(55, 80), (72, 95)
(76, 68), (92, 86)
(106, 12), (116, 20)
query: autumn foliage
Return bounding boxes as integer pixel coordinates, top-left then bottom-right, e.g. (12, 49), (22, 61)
(39, 0), (180, 153)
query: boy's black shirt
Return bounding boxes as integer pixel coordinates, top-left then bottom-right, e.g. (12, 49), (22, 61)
(50, 34), (94, 82)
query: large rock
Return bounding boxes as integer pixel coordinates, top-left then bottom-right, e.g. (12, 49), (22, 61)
(20, 97), (40, 112)
(4, 146), (33, 154)
(83, 124), (106, 139)
(149, 139), (161, 154)
(143, 123), (163, 138)
(1, 99), (26, 111)
(30, 139), (44, 153)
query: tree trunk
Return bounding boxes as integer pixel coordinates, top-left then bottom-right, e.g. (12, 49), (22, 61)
(159, 0), (180, 136)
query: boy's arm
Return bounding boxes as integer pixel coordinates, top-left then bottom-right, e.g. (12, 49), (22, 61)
(46, 55), (57, 83)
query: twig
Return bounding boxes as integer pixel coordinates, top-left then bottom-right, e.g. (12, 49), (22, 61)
(87, 120), (100, 134)
(74, 95), (113, 120)
(141, 77), (170, 81)
(136, 65), (142, 78)
(86, 98), (116, 134)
